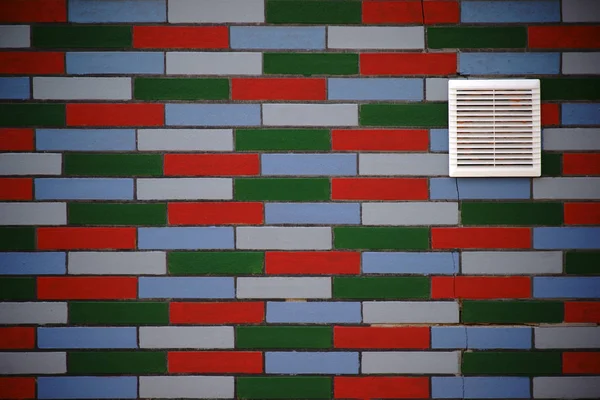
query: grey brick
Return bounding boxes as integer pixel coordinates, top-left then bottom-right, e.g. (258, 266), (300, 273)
(362, 351), (459, 374)
(534, 178), (600, 199)
(263, 104), (358, 127)
(534, 377), (600, 399)
(167, 52), (261, 75)
(33, 77), (131, 100)
(359, 154), (448, 176)
(363, 301), (459, 324)
(169, 0), (264, 23)
(137, 178), (232, 200)
(140, 376), (234, 399)
(236, 227), (332, 250)
(426, 78), (448, 101)
(68, 251), (166, 275)
(462, 251), (563, 275)
(138, 129), (233, 151)
(0, 153), (61, 176)
(0, 25), (29, 48)
(0, 202), (66, 225)
(328, 27), (424, 49)
(362, 202), (458, 225)
(535, 327), (600, 349)
(140, 326), (233, 349)
(543, 128), (600, 150)
(237, 277), (331, 299)
(0, 302), (67, 324)
(0, 352), (66, 375)
(563, 53), (600, 75)
(562, 0), (600, 22)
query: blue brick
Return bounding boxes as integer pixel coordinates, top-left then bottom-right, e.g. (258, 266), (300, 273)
(38, 327), (137, 349)
(36, 129), (136, 151)
(433, 377), (530, 399)
(67, 52), (164, 75)
(35, 178), (134, 200)
(261, 154), (356, 176)
(432, 327), (531, 349)
(534, 227), (600, 250)
(328, 78), (423, 101)
(166, 104), (261, 127)
(139, 277), (234, 299)
(460, 53), (560, 75)
(38, 376), (137, 399)
(362, 252), (458, 275)
(265, 203), (360, 225)
(430, 129), (449, 152)
(0, 252), (66, 275)
(69, 0), (166, 23)
(138, 227), (234, 250)
(562, 104), (600, 126)
(266, 352), (359, 374)
(0, 77), (30, 100)
(462, 0), (560, 23)
(430, 178), (530, 200)
(266, 301), (361, 324)
(230, 26), (325, 50)
(534, 277), (600, 299)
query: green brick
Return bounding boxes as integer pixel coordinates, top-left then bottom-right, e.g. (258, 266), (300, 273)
(0, 104), (65, 127)
(168, 252), (264, 275)
(360, 103), (448, 127)
(236, 129), (330, 152)
(70, 302), (168, 325)
(462, 301), (564, 324)
(235, 178), (330, 201)
(264, 53), (359, 76)
(237, 377), (332, 399)
(462, 352), (562, 376)
(134, 78), (229, 101)
(266, 0), (361, 24)
(542, 153), (562, 177)
(333, 277), (430, 299)
(566, 252), (600, 275)
(541, 78), (600, 101)
(334, 227), (429, 250)
(236, 326), (332, 349)
(0, 277), (35, 301)
(427, 27), (527, 49)
(64, 154), (162, 177)
(32, 26), (132, 48)
(0, 227), (35, 251)
(461, 202), (563, 226)
(68, 203), (166, 226)
(68, 351), (166, 374)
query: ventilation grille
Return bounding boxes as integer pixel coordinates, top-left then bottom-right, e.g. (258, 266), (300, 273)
(449, 79), (541, 177)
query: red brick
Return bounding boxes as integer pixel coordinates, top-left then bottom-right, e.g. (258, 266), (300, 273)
(332, 178), (428, 200)
(565, 302), (600, 323)
(529, 26), (600, 49)
(164, 154), (259, 176)
(169, 202), (263, 225)
(424, 0), (459, 24)
(232, 78), (326, 101)
(541, 103), (559, 126)
(66, 104), (164, 127)
(37, 227), (136, 250)
(133, 26), (228, 49)
(432, 227), (531, 249)
(38, 277), (137, 300)
(362, 1), (422, 24)
(335, 377), (429, 399)
(0, 327), (34, 349)
(361, 53), (456, 75)
(170, 302), (264, 324)
(0, 129), (34, 151)
(563, 153), (600, 175)
(0, 52), (64, 74)
(0, 377), (35, 399)
(431, 276), (531, 299)
(563, 352), (600, 374)
(332, 129), (428, 151)
(266, 251), (360, 275)
(0, 0), (66, 22)
(0, 178), (32, 200)
(334, 326), (429, 349)
(565, 203), (600, 225)
(169, 351), (263, 374)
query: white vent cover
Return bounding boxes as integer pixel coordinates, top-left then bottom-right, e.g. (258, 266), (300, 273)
(448, 79), (541, 177)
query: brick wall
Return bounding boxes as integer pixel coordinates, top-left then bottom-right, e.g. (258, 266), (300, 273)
(0, 0), (599, 399)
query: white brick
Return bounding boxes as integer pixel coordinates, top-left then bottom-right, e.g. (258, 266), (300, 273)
(236, 227), (332, 250)
(328, 26), (424, 49)
(68, 251), (166, 275)
(0, 302), (67, 324)
(237, 277), (332, 299)
(263, 104), (358, 127)
(138, 129), (233, 151)
(0, 202), (66, 225)
(167, 52), (261, 75)
(169, 0), (264, 23)
(0, 352), (66, 374)
(0, 25), (30, 48)
(33, 77), (131, 100)
(137, 178), (232, 200)
(362, 202), (458, 225)
(0, 153), (61, 176)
